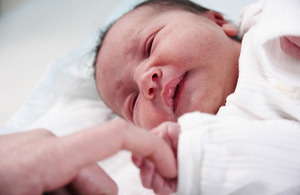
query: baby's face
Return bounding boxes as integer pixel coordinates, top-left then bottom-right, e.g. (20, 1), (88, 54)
(96, 5), (240, 129)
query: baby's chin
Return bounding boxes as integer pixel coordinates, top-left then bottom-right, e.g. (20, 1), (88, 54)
(177, 102), (221, 119)
(175, 100), (203, 118)
(138, 115), (177, 130)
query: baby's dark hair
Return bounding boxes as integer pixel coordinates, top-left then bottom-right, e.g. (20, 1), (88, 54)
(134, 0), (210, 14)
(92, 0), (211, 75)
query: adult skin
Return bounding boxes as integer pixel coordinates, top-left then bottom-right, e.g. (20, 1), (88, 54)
(0, 118), (177, 195)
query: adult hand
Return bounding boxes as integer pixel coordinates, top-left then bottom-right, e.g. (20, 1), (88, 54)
(0, 118), (177, 195)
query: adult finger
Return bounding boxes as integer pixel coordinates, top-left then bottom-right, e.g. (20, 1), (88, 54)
(45, 188), (71, 195)
(68, 165), (118, 195)
(59, 119), (177, 177)
(37, 119), (176, 191)
(43, 164), (118, 195)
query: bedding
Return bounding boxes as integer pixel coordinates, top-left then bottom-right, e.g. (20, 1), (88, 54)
(0, 0), (257, 194)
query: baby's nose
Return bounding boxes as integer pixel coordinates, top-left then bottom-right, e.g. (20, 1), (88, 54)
(139, 68), (162, 100)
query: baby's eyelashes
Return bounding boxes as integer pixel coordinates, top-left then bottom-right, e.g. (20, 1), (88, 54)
(145, 34), (155, 57)
(145, 29), (161, 57)
(122, 92), (138, 123)
(129, 92), (139, 119)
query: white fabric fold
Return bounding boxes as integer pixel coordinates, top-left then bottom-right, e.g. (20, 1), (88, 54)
(177, 0), (300, 194)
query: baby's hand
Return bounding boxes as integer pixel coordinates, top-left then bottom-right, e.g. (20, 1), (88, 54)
(280, 36), (300, 59)
(150, 122), (180, 156)
(132, 122), (180, 195)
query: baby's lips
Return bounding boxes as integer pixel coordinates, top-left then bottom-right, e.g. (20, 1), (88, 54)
(162, 73), (187, 110)
(280, 36), (300, 59)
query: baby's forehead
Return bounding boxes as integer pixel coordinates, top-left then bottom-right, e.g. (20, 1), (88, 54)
(104, 6), (165, 42)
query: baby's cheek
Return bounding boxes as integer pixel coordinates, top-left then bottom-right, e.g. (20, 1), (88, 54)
(137, 114), (167, 130)
(134, 108), (173, 130)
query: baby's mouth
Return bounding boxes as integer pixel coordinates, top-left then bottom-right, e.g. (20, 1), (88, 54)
(172, 72), (188, 112)
(162, 72), (188, 113)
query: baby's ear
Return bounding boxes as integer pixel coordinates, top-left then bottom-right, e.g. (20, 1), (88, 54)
(204, 11), (238, 37)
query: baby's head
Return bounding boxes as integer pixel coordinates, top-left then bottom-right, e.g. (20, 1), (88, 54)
(94, 0), (241, 129)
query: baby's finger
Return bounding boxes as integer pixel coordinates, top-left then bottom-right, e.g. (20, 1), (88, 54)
(139, 159), (177, 195)
(152, 173), (177, 195)
(139, 159), (156, 188)
(151, 122), (181, 152)
(122, 127), (177, 178)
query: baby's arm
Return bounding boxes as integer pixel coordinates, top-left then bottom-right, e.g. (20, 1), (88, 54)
(280, 36), (300, 59)
(132, 122), (181, 195)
